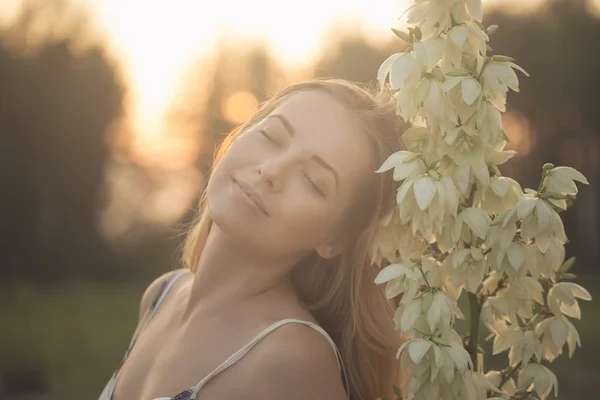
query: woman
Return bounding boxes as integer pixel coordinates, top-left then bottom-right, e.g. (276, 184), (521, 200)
(99, 79), (405, 400)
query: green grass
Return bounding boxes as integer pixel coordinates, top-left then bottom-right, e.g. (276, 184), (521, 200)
(0, 280), (146, 399)
(0, 277), (598, 399)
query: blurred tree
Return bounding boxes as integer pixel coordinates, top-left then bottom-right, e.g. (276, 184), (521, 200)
(313, 24), (398, 85)
(0, 0), (125, 282)
(484, 0), (600, 273)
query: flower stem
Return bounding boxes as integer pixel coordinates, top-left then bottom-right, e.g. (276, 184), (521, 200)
(468, 292), (482, 371)
(499, 362), (522, 389)
(416, 264), (431, 288)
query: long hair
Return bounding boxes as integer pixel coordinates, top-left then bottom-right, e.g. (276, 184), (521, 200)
(181, 78), (404, 400)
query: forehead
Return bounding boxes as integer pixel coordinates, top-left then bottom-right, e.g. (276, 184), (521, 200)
(268, 90), (375, 190)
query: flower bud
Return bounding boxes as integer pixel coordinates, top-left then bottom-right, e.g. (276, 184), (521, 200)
(542, 162), (555, 171)
(486, 25), (499, 35)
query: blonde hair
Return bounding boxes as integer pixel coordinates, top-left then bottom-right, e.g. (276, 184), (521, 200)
(181, 78), (404, 400)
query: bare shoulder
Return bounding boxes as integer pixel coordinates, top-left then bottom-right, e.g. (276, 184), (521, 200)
(138, 268), (189, 320)
(245, 321), (347, 400)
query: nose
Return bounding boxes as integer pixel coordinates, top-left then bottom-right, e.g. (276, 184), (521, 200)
(256, 156), (293, 192)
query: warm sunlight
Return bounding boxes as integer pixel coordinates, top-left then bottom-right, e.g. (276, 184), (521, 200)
(0, 0), (550, 168)
(88, 0), (408, 155)
(223, 91), (260, 125)
(87, 0), (546, 151)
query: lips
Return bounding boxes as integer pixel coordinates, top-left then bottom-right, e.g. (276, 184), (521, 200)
(233, 178), (269, 216)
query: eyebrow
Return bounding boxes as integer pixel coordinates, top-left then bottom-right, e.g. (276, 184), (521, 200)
(267, 114), (295, 136)
(265, 114), (339, 193)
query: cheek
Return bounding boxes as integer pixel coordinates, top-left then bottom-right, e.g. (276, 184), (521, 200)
(276, 194), (340, 244)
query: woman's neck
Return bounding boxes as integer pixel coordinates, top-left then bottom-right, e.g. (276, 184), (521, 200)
(182, 225), (302, 320)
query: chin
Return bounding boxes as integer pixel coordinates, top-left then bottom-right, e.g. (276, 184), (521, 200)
(207, 188), (265, 247)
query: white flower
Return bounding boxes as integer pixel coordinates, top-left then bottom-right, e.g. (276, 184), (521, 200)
(476, 176), (524, 214)
(503, 196), (566, 253)
(508, 330), (542, 366)
(484, 277), (543, 326)
(535, 315), (581, 360)
(398, 329), (472, 394)
(376, 2), (589, 397)
(394, 289), (455, 335)
(543, 166), (588, 196)
(485, 145), (518, 169)
(397, 174), (459, 240)
(396, 77), (423, 122)
(444, 20), (488, 68)
(490, 240), (535, 280)
(485, 370), (516, 396)
(486, 320), (543, 367)
(486, 319), (523, 355)
(419, 76), (459, 136)
(454, 207), (491, 244)
(374, 258), (436, 300)
(369, 209), (428, 267)
(369, 209), (401, 266)
(504, 277), (544, 322)
(376, 150), (427, 181)
(377, 51), (422, 91)
(444, 247), (487, 293)
(397, 338), (435, 366)
(443, 133), (489, 189)
(406, 0), (474, 37)
(401, 125), (448, 163)
(481, 292), (509, 328)
(415, 36), (446, 71)
(547, 282), (592, 320)
(486, 219), (517, 256)
(442, 75), (482, 118)
(470, 100), (503, 146)
(481, 60), (529, 112)
(518, 363), (558, 400)
(529, 238), (565, 281)
(450, 371), (495, 400)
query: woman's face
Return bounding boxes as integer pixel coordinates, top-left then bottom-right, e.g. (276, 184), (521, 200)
(207, 89), (375, 259)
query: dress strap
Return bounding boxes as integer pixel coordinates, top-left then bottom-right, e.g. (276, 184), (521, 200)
(127, 269), (190, 351)
(186, 318), (349, 399)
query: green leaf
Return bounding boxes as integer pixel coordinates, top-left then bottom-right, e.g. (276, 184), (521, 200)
(492, 55), (516, 62)
(392, 28), (411, 43)
(562, 272), (577, 280)
(559, 256), (576, 273)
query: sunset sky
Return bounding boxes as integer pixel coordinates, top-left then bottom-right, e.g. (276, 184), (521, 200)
(0, 0), (550, 157)
(87, 0), (545, 137)
(0, 0), (574, 238)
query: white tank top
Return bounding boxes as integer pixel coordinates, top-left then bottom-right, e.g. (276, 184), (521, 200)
(98, 269), (348, 400)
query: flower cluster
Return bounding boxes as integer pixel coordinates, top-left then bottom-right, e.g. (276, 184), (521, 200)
(373, 1), (591, 399)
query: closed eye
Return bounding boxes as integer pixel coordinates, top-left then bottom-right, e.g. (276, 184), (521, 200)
(260, 129), (279, 146)
(303, 172), (325, 197)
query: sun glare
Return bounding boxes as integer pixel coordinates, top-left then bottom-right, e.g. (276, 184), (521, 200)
(223, 91), (260, 125)
(87, 0), (408, 160)
(1, 0), (548, 168)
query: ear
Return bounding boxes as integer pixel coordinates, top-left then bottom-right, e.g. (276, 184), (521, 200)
(314, 242), (344, 260)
